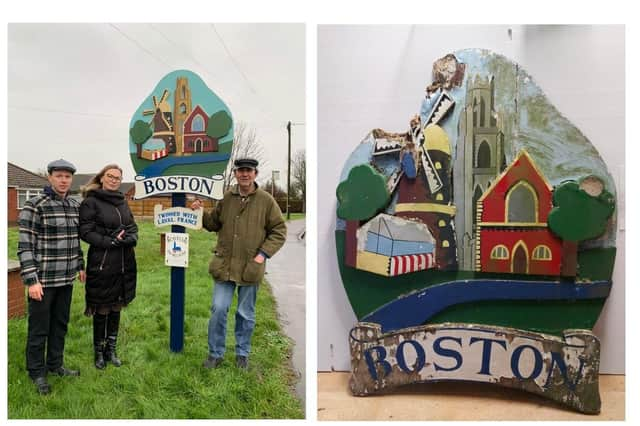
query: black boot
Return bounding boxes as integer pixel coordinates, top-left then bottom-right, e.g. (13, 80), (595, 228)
(104, 311), (122, 367)
(93, 314), (107, 370)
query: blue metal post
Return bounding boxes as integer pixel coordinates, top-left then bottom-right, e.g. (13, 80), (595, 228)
(170, 193), (186, 352)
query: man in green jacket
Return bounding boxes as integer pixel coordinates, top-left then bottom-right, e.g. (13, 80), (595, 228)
(191, 158), (287, 369)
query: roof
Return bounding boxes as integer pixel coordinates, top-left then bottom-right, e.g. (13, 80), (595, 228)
(478, 150), (553, 203)
(8, 162), (49, 189)
(69, 174), (95, 193)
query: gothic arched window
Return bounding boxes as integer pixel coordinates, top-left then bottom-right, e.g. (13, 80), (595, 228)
(473, 184), (484, 223)
(507, 181), (537, 223)
(477, 140), (491, 168)
(192, 115), (205, 132)
(473, 98), (478, 127)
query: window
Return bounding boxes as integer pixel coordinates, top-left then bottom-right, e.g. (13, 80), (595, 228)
(507, 181), (537, 223)
(532, 245), (552, 261)
(192, 115), (205, 132)
(18, 189), (43, 209)
(180, 103), (187, 114)
(490, 245), (509, 260)
(472, 184), (483, 223)
(477, 140), (491, 168)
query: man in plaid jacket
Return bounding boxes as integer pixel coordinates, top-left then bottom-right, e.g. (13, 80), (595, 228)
(18, 159), (86, 395)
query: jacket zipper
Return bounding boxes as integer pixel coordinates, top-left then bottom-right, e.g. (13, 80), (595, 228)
(99, 249), (109, 271)
(115, 207), (124, 273)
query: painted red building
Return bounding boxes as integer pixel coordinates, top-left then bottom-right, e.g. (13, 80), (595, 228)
(476, 150), (563, 276)
(182, 105), (218, 153)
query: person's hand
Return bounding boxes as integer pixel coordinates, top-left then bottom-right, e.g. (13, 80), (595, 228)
(28, 283), (44, 301)
(78, 270), (86, 283)
(190, 199), (203, 210)
(253, 254), (265, 264)
(110, 225), (126, 239)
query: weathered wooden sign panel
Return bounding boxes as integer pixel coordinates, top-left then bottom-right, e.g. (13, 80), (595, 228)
(334, 49), (617, 413)
(349, 323), (600, 414)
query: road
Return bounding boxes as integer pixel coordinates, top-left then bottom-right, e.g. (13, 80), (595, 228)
(266, 218), (306, 404)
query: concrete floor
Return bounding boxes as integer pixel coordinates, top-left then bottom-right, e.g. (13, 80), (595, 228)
(318, 372), (625, 421)
(266, 219), (306, 404)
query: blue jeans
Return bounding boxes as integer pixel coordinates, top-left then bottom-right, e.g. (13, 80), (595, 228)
(207, 281), (258, 358)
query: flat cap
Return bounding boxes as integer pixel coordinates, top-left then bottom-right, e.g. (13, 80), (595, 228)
(47, 159), (77, 174)
(234, 158), (259, 170)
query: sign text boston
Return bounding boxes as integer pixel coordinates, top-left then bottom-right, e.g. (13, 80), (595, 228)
(134, 175), (224, 200)
(349, 323), (601, 413)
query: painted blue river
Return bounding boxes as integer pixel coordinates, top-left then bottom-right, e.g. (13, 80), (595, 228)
(361, 279), (612, 333)
(140, 152), (231, 176)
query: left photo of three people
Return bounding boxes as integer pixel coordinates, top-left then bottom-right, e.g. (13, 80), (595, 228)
(7, 23), (306, 419)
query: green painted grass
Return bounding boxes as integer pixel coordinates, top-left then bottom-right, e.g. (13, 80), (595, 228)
(7, 222), (303, 419)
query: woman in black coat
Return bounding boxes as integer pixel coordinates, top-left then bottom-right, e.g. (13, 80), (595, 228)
(79, 164), (137, 369)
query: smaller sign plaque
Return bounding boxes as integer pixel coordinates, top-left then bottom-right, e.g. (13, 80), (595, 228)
(154, 205), (203, 230)
(165, 232), (190, 268)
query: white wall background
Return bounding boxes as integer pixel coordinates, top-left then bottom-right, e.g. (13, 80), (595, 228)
(317, 25), (625, 374)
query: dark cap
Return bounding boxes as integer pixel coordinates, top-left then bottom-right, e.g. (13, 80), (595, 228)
(47, 159), (77, 174)
(234, 158), (259, 170)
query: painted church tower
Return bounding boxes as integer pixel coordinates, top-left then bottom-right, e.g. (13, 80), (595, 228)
(174, 76), (193, 156)
(455, 75), (506, 270)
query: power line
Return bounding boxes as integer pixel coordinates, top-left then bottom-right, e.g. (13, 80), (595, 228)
(148, 24), (217, 80)
(210, 24), (258, 96)
(109, 23), (173, 69)
(210, 24), (287, 125)
(9, 105), (129, 119)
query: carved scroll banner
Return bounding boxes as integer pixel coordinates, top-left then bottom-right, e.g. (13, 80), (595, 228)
(349, 323), (601, 414)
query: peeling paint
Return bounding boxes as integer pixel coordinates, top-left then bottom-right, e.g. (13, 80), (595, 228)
(349, 322), (600, 414)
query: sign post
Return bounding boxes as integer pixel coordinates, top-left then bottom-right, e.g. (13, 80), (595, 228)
(170, 193), (186, 352)
(129, 69), (233, 353)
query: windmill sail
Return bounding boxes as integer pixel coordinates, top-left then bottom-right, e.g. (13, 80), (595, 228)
(420, 145), (443, 193)
(424, 91), (455, 126)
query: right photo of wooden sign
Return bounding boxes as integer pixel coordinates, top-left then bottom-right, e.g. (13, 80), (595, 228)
(328, 31), (621, 415)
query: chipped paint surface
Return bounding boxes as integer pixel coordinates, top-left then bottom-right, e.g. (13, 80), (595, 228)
(349, 322), (600, 414)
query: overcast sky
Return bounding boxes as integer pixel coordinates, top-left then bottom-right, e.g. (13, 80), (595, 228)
(7, 23), (305, 184)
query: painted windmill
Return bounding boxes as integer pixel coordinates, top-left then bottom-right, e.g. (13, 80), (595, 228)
(143, 88), (177, 153)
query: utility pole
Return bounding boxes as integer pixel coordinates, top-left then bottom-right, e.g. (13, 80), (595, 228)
(286, 121), (292, 220)
(271, 170), (279, 198)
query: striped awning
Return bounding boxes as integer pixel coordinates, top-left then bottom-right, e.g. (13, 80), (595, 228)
(389, 253), (435, 276)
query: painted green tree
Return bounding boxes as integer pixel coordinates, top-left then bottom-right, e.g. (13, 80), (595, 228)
(336, 164), (389, 268)
(130, 120), (153, 158)
(207, 110), (233, 140)
(548, 177), (615, 276)
(336, 164), (389, 220)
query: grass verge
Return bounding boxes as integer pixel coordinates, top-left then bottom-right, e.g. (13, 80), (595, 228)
(7, 221), (303, 419)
